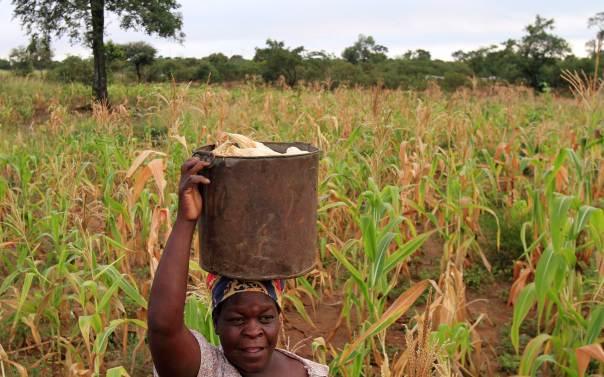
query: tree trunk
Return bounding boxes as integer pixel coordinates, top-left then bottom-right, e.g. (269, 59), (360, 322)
(594, 37), (601, 91)
(90, 0), (108, 103)
(135, 63), (142, 82)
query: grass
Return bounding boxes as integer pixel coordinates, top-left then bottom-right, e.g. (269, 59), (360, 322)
(0, 75), (603, 377)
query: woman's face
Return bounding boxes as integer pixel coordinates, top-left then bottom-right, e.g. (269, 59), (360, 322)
(215, 291), (280, 373)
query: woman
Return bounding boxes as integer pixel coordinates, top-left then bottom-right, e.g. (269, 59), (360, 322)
(148, 157), (329, 377)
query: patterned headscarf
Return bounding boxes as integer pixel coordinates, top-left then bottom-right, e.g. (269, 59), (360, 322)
(206, 274), (284, 314)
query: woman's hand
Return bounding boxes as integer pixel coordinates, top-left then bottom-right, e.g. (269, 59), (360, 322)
(177, 157), (211, 222)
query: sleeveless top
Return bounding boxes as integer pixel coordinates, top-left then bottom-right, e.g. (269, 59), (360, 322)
(153, 330), (329, 377)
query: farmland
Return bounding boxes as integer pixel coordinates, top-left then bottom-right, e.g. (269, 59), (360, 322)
(0, 75), (603, 376)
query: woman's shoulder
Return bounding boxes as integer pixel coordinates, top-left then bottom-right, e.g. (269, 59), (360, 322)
(189, 330), (242, 376)
(155, 330), (239, 377)
(277, 348), (329, 377)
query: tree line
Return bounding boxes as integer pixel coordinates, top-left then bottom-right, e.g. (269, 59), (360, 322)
(4, 0), (604, 101)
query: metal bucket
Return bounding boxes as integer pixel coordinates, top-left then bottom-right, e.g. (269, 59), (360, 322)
(193, 142), (320, 280)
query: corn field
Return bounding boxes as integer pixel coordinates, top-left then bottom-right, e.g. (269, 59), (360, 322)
(0, 76), (603, 377)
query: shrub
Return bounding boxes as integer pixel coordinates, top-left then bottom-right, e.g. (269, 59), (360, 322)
(48, 56), (93, 84)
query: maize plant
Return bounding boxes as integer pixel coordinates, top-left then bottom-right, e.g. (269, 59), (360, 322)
(1, 76), (602, 376)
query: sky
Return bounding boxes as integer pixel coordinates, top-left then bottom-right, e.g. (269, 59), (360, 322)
(0, 0), (601, 61)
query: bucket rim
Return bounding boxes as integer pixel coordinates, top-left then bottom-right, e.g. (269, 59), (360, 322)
(193, 142), (321, 160)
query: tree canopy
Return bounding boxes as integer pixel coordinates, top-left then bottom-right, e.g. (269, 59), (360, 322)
(342, 34), (388, 64)
(254, 39), (304, 86)
(12, 0), (184, 101)
(122, 41), (157, 82)
(8, 34), (53, 75)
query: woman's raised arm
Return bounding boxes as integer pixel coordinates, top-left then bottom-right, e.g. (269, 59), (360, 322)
(148, 158), (210, 377)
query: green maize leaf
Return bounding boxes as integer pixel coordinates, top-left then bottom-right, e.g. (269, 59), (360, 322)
(520, 223), (546, 261)
(545, 149), (568, 198)
(532, 354), (557, 377)
(104, 265), (147, 309)
(586, 305), (604, 344)
(572, 206), (597, 239)
(369, 231), (396, 288)
(318, 201), (349, 213)
(0, 270), (20, 296)
(560, 244), (577, 267)
(329, 242), (364, 286)
(283, 293), (315, 328)
(360, 215), (377, 262)
(102, 234), (129, 252)
(12, 272), (34, 329)
(342, 126), (362, 148)
(98, 280), (120, 313)
(475, 204), (501, 249)
(108, 219), (124, 246)
(587, 208), (604, 247)
(383, 231), (432, 274)
(531, 189), (544, 238)
(106, 366), (131, 377)
(550, 194), (575, 254)
(519, 333), (551, 376)
(512, 283), (537, 352)
(563, 148), (583, 177)
(93, 257), (124, 281)
(535, 247), (566, 321)
(329, 242), (372, 313)
(79, 313), (102, 343)
(296, 276), (319, 299)
(381, 215), (403, 236)
(94, 318), (146, 356)
(184, 296), (218, 345)
(91, 313), (103, 333)
(81, 280), (98, 298)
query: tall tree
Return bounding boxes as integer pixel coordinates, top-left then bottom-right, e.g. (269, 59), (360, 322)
(402, 49), (431, 61)
(588, 11), (604, 81)
(519, 15), (570, 89)
(123, 41), (157, 82)
(8, 46), (34, 75)
(26, 34), (53, 69)
(12, 0), (184, 102)
(8, 34), (53, 75)
(254, 39), (304, 86)
(342, 35), (388, 64)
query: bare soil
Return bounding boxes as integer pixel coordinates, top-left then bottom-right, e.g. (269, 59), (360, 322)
(282, 234), (514, 376)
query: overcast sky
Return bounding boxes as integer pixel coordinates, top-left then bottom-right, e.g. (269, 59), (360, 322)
(0, 0), (601, 61)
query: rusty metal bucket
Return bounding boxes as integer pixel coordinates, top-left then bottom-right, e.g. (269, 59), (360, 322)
(193, 142), (320, 280)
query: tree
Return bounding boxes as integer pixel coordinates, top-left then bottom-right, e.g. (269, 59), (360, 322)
(519, 15), (570, 89)
(402, 49), (431, 61)
(254, 39), (304, 86)
(588, 12), (604, 81)
(12, 0), (184, 102)
(8, 34), (53, 75)
(27, 34), (53, 69)
(48, 56), (93, 83)
(342, 35), (388, 64)
(105, 41), (125, 63)
(453, 40), (523, 83)
(123, 41), (157, 82)
(8, 46), (34, 75)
